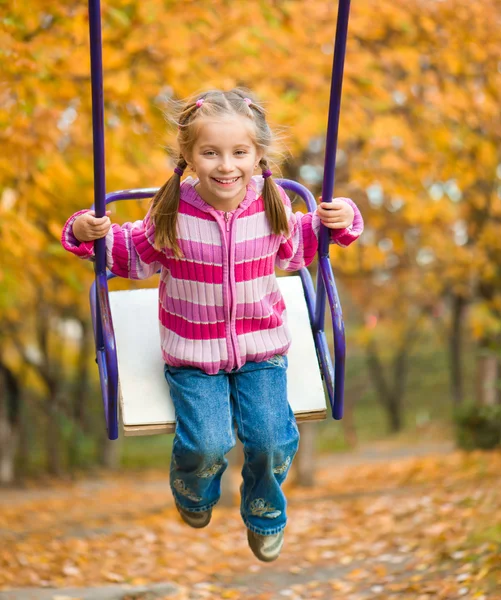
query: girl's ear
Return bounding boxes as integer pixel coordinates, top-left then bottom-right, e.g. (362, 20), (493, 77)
(255, 149), (265, 169)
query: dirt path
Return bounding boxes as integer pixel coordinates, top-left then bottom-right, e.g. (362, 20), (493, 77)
(1, 443), (500, 600)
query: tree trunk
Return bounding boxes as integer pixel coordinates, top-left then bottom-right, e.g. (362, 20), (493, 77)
(387, 394), (402, 433)
(342, 396), (358, 448)
(100, 431), (123, 469)
(32, 302), (64, 476)
(16, 400), (30, 481)
(294, 422), (316, 487)
(498, 356), (501, 405)
(98, 404), (122, 469)
(101, 439), (121, 469)
(476, 345), (499, 406)
(46, 391), (62, 476)
(0, 418), (18, 485)
(449, 293), (466, 405)
(74, 319), (92, 429)
(367, 342), (408, 434)
(0, 364), (21, 485)
(0, 416), (19, 485)
(68, 320), (93, 468)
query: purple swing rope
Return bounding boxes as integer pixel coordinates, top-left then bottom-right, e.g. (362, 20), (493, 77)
(316, 0), (352, 419)
(88, 0), (119, 439)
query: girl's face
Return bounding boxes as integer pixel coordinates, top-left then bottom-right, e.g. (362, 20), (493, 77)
(187, 115), (263, 211)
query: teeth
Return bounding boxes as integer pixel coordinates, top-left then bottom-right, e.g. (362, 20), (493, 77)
(214, 177), (238, 184)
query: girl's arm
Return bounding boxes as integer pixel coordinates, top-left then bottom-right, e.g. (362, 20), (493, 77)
(275, 187), (364, 272)
(61, 210), (165, 279)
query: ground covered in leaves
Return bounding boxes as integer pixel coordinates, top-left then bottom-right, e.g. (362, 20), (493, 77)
(1, 449), (500, 599)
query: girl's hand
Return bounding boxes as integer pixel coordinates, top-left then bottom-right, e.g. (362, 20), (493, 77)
(73, 210), (112, 242)
(317, 198), (355, 230)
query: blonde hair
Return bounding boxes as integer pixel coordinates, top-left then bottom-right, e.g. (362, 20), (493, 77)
(150, 89), (288, 256)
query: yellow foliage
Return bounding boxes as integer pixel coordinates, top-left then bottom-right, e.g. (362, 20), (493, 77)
(2, 0), (501, 375)
(470, 303), (501, 340)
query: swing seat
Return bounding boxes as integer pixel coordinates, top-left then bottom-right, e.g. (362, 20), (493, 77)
(109, 275), (326, 436)
(91, 179), (344, 440)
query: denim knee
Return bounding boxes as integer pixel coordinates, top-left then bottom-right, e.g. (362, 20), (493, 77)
(174, 437), (235, 469)
(245, 421), (299, 459)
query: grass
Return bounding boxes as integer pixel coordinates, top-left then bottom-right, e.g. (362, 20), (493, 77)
(469, 523), (501, 545)
(121, 433), (173, 469)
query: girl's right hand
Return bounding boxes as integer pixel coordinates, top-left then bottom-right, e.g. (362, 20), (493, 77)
(73, 210), (112, 242)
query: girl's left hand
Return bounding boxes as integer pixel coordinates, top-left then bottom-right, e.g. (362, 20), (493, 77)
(317, 198), (355, 230)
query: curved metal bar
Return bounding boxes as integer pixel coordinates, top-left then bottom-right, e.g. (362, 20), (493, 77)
(276, 179), (345, 417)
(91, 189), (159, 211)
(319, 255), (345, 419)
(89, 274), (119, 439)
(297, 269), (334, 412)
(278, 179), (346, 416)
(105, 181), (316, 208)
(316, 331), (335, 409)
(297, 267), (316, 326)
(105, 188), (160, 204)
(275, 179), (317, 213)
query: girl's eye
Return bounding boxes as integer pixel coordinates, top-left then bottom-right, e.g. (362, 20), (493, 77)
(235, 150), (247, 156)
(203, 151), (217, 156)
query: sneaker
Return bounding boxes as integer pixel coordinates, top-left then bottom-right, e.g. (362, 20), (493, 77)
(247, 529), (284, 562)
(175, 503), (212, 529)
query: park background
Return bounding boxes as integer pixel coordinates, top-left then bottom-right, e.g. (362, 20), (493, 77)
(1, 0), (500, 598)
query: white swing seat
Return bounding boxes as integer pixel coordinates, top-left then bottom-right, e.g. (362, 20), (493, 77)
(109, 275), (327, 436)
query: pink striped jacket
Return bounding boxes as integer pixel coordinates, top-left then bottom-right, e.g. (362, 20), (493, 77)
(62, 176), (363, 374)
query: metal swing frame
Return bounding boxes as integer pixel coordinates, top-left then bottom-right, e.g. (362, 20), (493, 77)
(87, 0), (352, 440)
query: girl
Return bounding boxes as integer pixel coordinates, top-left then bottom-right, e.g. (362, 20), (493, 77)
(62, 89), (363, 562)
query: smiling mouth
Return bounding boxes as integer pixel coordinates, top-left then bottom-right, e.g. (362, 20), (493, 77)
(212, 177), (240, 185)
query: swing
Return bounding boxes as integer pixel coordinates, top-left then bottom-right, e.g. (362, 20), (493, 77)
(86, 0), (352, 440)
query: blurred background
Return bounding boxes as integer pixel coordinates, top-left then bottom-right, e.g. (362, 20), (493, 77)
(1, 0), (501, 486)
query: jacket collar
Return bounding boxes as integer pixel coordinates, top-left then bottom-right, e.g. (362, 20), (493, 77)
(180, 176), (263, 214)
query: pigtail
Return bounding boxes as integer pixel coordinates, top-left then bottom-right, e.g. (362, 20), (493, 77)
(150, 157), (187, 257)
(260, 158), (289, 237)
(149, 98), (204, 257)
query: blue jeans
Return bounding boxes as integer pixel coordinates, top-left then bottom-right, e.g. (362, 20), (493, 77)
(164, 356), (300, 536)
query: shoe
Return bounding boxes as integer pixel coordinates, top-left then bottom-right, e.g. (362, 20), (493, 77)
(175, 503), (212, 529)
(247, 529), (284, 562)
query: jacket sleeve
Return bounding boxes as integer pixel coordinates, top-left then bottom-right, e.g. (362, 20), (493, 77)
(275, 187), (364, 272)
(330, 197), (364, 247)
(61, 209), (166, 279)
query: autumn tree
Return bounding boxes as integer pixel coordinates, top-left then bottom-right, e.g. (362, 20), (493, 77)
(322, 0), (501, 423)
(2, 0), (500, 474)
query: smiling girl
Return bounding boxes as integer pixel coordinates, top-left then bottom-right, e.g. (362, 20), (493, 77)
(61, 89), (363, 562)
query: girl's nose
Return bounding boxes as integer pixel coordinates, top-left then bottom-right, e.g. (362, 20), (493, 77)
(218, 156), (234, 172)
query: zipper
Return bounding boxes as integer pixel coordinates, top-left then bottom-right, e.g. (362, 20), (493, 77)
(218, 210), (239, 370)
